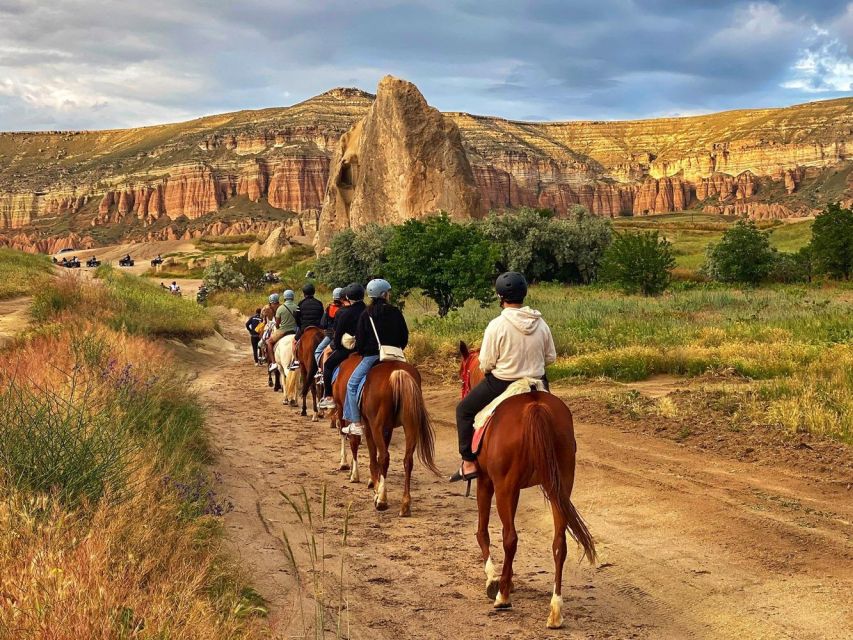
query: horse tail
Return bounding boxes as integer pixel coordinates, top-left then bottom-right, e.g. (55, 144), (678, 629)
(389, 368), (440, 476)
(523, 400), (597, 564)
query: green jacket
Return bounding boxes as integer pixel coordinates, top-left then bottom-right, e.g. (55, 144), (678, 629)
(275, 301), (299, 334)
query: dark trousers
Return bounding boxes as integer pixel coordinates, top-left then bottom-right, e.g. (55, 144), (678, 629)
(322, 348), (351, 395)
(250, 335), (260, 363)
(456, 374), (550, 461)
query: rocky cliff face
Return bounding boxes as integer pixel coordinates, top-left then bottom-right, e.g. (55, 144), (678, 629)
(0, 81), (850, 252)
(318, 76), (481, 247)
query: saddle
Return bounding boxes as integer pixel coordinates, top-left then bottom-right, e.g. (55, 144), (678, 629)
(472, 377), (548, 455)
(331, 358), (381, 407)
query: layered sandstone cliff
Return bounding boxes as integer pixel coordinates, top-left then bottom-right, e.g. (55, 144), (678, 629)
(0, 80), (850, 251)
(317, 76), (481, 247)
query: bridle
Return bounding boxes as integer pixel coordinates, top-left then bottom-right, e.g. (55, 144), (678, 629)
(459, 349), (480, 399)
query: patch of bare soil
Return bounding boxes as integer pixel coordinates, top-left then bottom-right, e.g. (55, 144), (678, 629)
(184, 310), (853, 639)
(0, 296), (30, 347)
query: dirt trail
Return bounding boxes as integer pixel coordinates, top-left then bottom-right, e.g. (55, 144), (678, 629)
(192, 312), (853, 640)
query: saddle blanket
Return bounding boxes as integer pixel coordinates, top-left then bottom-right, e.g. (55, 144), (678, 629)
(472, 377), (548, 455)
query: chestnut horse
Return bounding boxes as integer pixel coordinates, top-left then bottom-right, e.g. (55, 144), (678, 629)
(294, 326), (324, 421)
(459, 341), (596, 629)
(332, 354), (363, 483)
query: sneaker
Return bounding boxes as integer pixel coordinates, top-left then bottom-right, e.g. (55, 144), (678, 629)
(318, 397), (336, 409)
(268, 362), (278, 372)
(342, 423), (364, 437)
(288, 361), (300, 371)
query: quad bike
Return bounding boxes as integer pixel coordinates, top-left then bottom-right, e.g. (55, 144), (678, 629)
(118, 256), (135, 267)
(86, 258), (101, 268)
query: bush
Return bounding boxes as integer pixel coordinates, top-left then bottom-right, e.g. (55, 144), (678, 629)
(203, 260), (246, 292)
(315, 223), (394, 287)
(226, 255), (265, 291)
(704, 220), (775, 284)
(481, 206), (612, 283)
(385, 213), (498, 316)
(810, 203), (853, 279)
(600, 230), (675, 295)
(768, 251), (809, 283)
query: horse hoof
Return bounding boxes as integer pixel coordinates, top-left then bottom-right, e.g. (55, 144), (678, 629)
(339, 464), (350, 471)
(367, 480), (374, 489)
(399, 507), (411, 518)
(311, 415), (318, 423)
(486, 579), (500, 600)
(300, 410), (307, 417)
(546, 616), (564, 630)
(349, 476), (359, 484)
(493, 599), (512, 610)
(375, 501), (388, 512)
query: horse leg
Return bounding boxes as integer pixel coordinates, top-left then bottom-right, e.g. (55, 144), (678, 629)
(373, 425), (391, 512)
(349, 434), (361, 483)
(493, 484), (520, 609)
(476, 476), (499, 599)
(399, 423), (417, 517)
(310, 376), (319, 422)
(299, 369), (309, 417)
(547, 498), (568, 629)
(273, 369), (282, 392)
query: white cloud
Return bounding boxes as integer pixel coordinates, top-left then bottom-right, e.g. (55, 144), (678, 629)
(782, 30), (853, 93)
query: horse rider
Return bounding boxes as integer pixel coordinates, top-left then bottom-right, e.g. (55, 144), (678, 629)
(245, 307), (264, 366)
(450, 272), (556, 483)
(266, 290), (297, 370)
(341, 279), (409, 437)
(290, 283), (325, 369)
(315, 287), (344, 368)
(317, 283), (366, 411)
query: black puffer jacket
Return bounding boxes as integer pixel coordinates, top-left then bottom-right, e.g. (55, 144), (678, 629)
(355, 299), (408, 357)
(296, 296), (324, 329)
(332, 301), (366, 351)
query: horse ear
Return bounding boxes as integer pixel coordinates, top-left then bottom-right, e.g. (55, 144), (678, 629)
(459, 341), (469, 359)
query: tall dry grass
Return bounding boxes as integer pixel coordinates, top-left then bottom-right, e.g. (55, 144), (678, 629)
(0, 248), (52, 299)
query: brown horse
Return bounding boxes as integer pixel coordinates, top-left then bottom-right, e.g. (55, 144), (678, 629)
(359, 361), (439, 516)
(332, 354), (363, 483)
(459, 341), (596, 629)
(295, 326), (325, 421)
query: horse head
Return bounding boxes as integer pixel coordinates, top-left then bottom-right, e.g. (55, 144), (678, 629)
(458, 341), (483, 398)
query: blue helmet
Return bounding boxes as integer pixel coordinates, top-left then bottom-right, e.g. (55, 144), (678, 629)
(268, 293), (280, 304)
(366, 278), (391, 299)
(332, 287), (344, 300)
(283, 289), (295, 301)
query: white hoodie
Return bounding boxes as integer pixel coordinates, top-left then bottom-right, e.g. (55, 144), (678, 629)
(479, 306), (557, 381)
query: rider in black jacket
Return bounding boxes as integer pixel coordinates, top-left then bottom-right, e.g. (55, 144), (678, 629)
(318, 283), (365, 409)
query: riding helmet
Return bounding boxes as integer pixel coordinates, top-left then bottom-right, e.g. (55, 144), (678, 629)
(495, 271), (528, 303)
(268, 293), (280, 304)
(366, 278), (391, 299)
(344, 283), (365, 301)
(283, 289), (295, 301)
(302, 283), (316, 296)
(332, 287), (344, 301)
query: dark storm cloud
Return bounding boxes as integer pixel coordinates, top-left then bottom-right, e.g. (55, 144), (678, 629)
(0, 0), (850, 130)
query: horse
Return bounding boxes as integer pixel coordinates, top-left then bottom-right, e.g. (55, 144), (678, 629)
(458, 341), (596, 629)
(272, 335), (299, 406)
(358, 361), (439, 517)
(331, 354), (363, 483)
(294, 326), (325, 421)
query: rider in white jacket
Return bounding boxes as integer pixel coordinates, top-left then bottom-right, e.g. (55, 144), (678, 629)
(451, 272), (556, 483)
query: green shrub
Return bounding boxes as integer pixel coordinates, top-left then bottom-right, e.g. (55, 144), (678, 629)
(704, 220), (775, 284)
(810, 203), (853, 279)
(203, 261), (246, 292)
(226, 255), (265, 290)
(600, 230), (675, 295)
(316, 223), (393, 287)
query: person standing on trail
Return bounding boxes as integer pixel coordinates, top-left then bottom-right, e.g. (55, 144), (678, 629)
(267, 290), (298, 371)
(315, 287), (344, 366)
(340, 279), (408, 437)
(245, 308), (263, 366)
(450, 272), (556, 483)
(318, 283), (366, 410)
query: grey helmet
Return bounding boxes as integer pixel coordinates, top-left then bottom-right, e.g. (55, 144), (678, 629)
(332, 287), (344, 301)
(366, 278), (392, 299)
(268, 293), (280, 304)
(283, 289), (295, 301)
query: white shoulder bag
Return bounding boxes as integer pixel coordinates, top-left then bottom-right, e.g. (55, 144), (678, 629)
(369, 315), (406, 362)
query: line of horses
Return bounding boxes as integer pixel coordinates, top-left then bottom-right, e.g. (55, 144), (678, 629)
(263, 325), (596, 629)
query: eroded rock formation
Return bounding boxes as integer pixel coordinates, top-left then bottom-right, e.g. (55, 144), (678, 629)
(318, 76), (481, 247)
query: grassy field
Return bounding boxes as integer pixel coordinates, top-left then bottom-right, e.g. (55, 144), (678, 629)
(0, 248), (53, 299)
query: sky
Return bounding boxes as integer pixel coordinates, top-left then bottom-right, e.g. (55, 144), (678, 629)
(0, 0), (851, 131)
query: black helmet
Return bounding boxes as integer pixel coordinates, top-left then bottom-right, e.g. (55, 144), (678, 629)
(495, 272), (528, 302)
(344, 282), (365, 301)
(302, 283), (316, 296)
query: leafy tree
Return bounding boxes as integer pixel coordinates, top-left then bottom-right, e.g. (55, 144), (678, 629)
(704, 220), (775, 285)
(315, 223), (394, 287)
(768, 251), (808, 283)
(600, 230), (675, 295)
(385, 213), (498, 317)
(810, 203), (853, 279)
(202, 261), (246, 292)
(225, 255), (264, 290)
(481, 206), (612, 283)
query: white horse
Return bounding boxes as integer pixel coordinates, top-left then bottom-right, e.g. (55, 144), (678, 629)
(273, 335), (300, 405)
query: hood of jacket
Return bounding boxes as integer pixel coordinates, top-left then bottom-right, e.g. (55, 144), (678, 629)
(501, 306), (543, 335)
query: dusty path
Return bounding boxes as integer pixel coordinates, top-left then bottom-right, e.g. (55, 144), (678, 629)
(192, 312), (853, 640)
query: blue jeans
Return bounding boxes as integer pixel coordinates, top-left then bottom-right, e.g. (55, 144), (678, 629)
(343, 355), (379, 423)
(314, 336), (331, 364)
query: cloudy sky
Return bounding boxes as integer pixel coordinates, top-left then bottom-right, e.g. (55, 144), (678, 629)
(0, 0), (851, 130)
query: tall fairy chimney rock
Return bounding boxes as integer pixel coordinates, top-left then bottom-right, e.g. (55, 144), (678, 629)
(317, 76), (482, 249)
